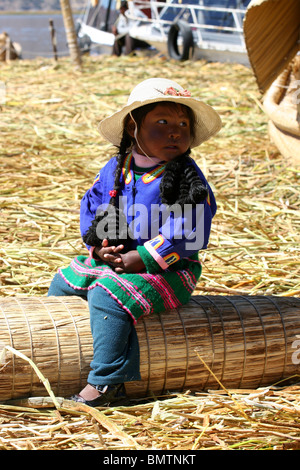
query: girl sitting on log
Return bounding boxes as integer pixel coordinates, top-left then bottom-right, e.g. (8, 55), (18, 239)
(48, 77), (222, 406)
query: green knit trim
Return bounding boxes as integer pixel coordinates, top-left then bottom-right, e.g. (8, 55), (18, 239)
(137, 245), (162, 274)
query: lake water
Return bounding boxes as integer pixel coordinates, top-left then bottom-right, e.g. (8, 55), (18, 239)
(0, 13), (79, 59)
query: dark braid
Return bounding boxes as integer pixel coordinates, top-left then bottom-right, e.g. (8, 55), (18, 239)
(82, 130), (133, 250)
(109, 131), (131, 207)
(160, 151), (208, 207)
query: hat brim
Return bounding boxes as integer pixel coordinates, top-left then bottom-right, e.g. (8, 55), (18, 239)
(98, 95), (222, 148)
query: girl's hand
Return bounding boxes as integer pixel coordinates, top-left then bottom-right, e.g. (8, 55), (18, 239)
(94, 239), (124, 265)
(114, 250), (145, 274)
(94, 242), (145, 274)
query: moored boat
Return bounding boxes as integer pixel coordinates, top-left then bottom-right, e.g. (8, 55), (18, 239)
(76, 0), (251, 64)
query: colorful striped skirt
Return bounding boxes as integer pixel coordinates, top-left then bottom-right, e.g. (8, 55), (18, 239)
(58, 254), (201, 323)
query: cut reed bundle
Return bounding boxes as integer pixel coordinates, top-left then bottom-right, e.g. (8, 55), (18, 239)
(244, 0), (300, 166)
(244, 0), (300, 93)
(263, 55), (300, 166)
(1, 295), (299, 402)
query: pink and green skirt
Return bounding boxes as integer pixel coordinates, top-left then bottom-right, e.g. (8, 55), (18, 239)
(58, 254), (201, 323)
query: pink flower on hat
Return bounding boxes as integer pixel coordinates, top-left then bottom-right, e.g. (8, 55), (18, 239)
(164, 87), (191, 97)
(180, 89), (192, 97)
(109, 189), (117, 197)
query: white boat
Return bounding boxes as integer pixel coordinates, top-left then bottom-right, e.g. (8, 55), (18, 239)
(76, 0), (251, 64)
(75, 0), (118, 54)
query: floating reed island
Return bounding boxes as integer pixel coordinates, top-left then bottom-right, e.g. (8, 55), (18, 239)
(0, 54), (299, 450)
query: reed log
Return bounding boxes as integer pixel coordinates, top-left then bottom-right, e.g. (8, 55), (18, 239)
(0, 295), (299, 401)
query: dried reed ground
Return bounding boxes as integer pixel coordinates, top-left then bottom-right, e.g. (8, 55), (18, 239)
(0, 54), (299, 450)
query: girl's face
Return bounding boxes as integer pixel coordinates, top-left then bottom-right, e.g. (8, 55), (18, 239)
(128, 103), (192, 162)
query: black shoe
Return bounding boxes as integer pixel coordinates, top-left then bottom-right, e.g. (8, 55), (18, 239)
(69, 383), (127, 407)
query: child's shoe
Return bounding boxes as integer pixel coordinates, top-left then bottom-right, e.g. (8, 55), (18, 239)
(70, 383), (127, 407)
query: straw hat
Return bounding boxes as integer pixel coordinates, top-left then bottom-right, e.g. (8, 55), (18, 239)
(98, 78), (222, 148)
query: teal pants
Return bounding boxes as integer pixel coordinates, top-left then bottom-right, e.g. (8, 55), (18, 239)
(48, 273), (141, 386)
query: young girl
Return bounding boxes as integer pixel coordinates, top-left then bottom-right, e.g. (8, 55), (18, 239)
(48, 77), (222, 406)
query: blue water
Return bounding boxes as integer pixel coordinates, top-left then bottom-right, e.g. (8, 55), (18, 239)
(0, 13), (79, 59)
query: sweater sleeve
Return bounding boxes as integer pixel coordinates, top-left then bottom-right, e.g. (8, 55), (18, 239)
(139, 162), (217, 273)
